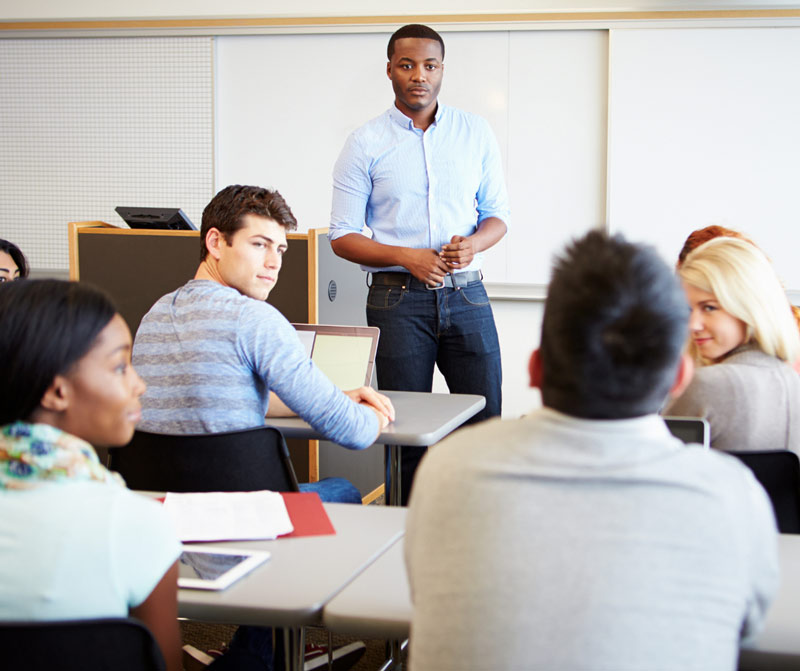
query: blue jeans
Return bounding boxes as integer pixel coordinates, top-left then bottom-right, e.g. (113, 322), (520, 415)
(208, 624), (281, 671)
(366, 277), (502, 504)
(299, 477), (362, 503)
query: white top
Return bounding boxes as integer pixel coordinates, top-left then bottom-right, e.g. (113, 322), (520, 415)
(0, 481), (180, 620)
(405, 407), (779, 671)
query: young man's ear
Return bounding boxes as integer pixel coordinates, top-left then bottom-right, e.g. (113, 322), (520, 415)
(39, 375), (71, 413)
(204, 228), (224, 261)
(529, 349), (543, 389)
(668, 352), (694, 400)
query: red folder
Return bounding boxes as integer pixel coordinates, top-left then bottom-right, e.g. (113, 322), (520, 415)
(279, 492), (336, 537)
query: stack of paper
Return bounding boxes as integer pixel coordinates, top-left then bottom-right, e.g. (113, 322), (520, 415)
(163, 490), (294, 542)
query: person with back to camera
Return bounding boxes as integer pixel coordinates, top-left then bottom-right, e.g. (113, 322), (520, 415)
(0, 279), (182, 671)
(665, 237), (800, 453)
(0, 239), (29, 282)
(405, 231), (778, 670)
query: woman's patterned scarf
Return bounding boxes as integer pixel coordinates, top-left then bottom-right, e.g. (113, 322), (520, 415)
(0, 422), (119, 490)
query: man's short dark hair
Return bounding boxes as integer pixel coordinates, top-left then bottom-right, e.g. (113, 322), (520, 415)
(539, 231), (689, 419)
(200, 185), (298, 261)
(387, 24), (445, 61)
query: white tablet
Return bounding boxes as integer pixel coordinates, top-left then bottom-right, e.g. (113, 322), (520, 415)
(178, 547), (271, 591)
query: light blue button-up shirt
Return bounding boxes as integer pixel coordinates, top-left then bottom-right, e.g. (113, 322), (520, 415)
(329, 103), (510, 273)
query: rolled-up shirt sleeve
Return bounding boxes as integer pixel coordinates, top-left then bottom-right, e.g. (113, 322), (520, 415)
(330, 133), (371, 242)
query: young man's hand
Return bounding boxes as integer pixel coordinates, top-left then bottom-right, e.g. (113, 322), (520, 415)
(345, 387), (396, 431)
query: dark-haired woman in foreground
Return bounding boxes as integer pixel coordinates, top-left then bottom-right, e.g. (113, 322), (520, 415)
(0, 239), (28, 282)
(0, 279), (182, 671)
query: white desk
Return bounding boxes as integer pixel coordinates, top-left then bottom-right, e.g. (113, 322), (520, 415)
(323, 534), (800, 671)
(178, 503), (406, 629)
(268, 390), (485, 506)
(323, 538), (411, 640)
(739, 534), (800, 670)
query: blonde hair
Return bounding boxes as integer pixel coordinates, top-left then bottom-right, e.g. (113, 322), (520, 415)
(679, 237), (800, 364)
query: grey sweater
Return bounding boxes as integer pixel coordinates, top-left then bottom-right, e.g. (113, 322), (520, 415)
(665, 344), (800, 453)
(405, 407), (778, 671)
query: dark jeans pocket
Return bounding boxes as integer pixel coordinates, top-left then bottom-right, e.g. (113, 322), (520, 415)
(459, 282), (490, 307)
(367, 285), (407, 310)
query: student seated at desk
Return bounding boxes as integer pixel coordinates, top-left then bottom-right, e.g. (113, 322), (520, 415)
(665, 237), (800, 452)
(676, 224), (800, 374)
(132, 185), (394, 504)
(405, 232), (778, 671)
(0, 280), (182, 671)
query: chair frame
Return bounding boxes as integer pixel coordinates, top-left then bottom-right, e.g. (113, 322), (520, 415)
(0, 617), (165, 670)
(108, 425), (300, 493)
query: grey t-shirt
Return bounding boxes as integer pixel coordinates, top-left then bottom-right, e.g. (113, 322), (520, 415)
(133, 280), (377, 448)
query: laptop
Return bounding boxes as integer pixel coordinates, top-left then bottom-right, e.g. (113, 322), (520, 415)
(664, 416), (710, 448)
(292, 324), (379, 389)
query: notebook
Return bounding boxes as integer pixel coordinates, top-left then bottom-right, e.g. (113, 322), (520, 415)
(292, 324), (379, 389)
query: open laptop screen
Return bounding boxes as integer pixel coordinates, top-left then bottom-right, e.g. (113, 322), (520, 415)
(292, 324), (379, 390)
(663, 416), (710, 448)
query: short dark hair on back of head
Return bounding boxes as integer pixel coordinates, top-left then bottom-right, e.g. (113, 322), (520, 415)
(387, 24), (445, 60)
(0, 238), (29, 279)
(200, 185), (298, 261)
(539, 231), (689, 419)
(0, 279), (117, 425)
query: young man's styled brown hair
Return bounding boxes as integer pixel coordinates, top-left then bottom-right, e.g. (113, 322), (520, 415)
(199, 185), (297, 261)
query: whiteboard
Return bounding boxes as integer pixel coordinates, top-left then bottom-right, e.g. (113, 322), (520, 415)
(608, 27), (800, 292)
(215, 29), (607, 285)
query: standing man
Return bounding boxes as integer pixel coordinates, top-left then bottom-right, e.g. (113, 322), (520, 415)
(329, 24), (510, 503)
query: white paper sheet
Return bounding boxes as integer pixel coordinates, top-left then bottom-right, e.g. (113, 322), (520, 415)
(163, 490), (294, 542)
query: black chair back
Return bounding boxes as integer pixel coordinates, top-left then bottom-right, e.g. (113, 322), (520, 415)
(108, 425), (300, 493)
(0, 617), (165, 670)
(730, 450), (800, 534)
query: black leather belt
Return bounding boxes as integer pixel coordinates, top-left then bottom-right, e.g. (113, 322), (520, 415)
(370, 270), (482, 290)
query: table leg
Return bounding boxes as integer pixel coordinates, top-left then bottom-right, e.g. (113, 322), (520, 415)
(385, 444), (401, 506)
(378, 638), (407, 671)
(283, 626), (306, 671)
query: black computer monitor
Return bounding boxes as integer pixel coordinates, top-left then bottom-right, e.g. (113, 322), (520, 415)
(115, 206), (197, 230)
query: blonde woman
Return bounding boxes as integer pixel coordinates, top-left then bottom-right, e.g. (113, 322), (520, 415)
(665, 237), (800, 452)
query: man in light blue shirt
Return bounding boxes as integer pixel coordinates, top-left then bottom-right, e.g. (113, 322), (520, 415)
(329, 24), (510, 504)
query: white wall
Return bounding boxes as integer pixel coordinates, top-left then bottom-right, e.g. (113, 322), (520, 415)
(4, 1), (799, 20)
(5, 0), (799, 420)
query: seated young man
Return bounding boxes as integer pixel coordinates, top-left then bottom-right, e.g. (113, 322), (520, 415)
(405, 231), (778, 670)
(133, 184), (394, 503)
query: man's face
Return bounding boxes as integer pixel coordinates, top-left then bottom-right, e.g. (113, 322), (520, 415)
(387, 37), (443, 118)
(215, 214), (288, 301)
